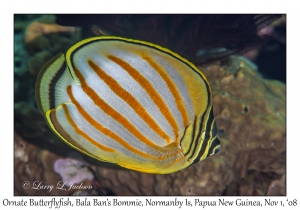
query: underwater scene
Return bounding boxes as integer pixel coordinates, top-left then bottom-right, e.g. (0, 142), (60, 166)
(14, 14), (286, 196)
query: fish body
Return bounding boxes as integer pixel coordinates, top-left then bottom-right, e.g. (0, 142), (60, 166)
(35, 36), (221, 174)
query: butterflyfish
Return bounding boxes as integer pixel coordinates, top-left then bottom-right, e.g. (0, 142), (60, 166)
(35, 36), (221, 174)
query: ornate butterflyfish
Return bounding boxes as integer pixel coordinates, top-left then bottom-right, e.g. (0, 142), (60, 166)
(35, 36), (221, 174)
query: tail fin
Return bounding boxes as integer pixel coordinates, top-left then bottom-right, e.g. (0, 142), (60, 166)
(35, 53), (73, 115)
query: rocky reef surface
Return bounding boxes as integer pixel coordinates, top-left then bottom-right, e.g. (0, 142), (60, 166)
(14, 15), (286, 196)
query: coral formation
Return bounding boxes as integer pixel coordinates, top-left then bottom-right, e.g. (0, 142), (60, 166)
(24, 18), (76, 44)
(54, 152), (94, 187)
(24, 15), (81, 77)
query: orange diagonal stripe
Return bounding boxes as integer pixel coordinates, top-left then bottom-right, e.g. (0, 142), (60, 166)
(62, 103), (115, 153)
(67, 85), (154, 159)
(88, 59), (171, 144)
(73, 66), (162, 151)
(140, 53), (189, 127)
(107, 55), (179, 139)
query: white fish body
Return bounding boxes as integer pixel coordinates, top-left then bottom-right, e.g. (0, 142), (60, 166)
(35, 36), (221, 174)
